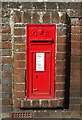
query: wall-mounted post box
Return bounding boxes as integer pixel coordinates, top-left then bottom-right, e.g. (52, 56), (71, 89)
(26, 24), (56, 99)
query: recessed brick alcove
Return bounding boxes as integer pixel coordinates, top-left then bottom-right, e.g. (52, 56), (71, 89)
(13, 10), (69, 109)
(1, 2), (81, 118)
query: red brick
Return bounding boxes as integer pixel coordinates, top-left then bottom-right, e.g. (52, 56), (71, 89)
(43, 13), (50, 23)
(71, 26), (80, 33)
(71, 18), (80, 25)
(81, 63), (82, 69)
(2, 49), (12, 56)
(14, 69), (25, 76)
(55, 83), (65, 90)
(14, 37), (25, 44)
(3, 64), (13, 72)
(2, 85), (12, 93)
(57, 24), (66, 28)
(2, 34), (11, 41)
(2, 72), (12, 78)
(2, 98), (12, 105)
(71, 112), (80, 117)
(23, 11), (31, 23)
(71, 56), (80, 62)
(14, 75), (25, 83)
(71, 70), (80, 77)
(33, 13), (39, 23)
(0, 42), (2, 48)
(80, 49), (82, 55)
(14, 84), (25, 91)
(8, 2), (21, 8)
(14, 53), (25, 60)
(41, 100), (49, 107)
(60, 13), (66, 24)
(70, 91), (80, 97)
(68, 10), (81, 17)
(56, 76), (65, 83)
(10, 98), (13, 105)
(14, 99), (21, 107)
(71, 34), (80, 41)
(56, 53), (66, 60)
(59, 98), (64, 106)
(1, 42), (12, 49)
(56, 61), (66, 69)
(14, 61), (25, 68)
(52, 12), (59, 23)
(50, 100), (58, 107)
(2, 57), (12, 64)
(57, 36), (66, 44)
(81, 42), (82, 49)
(56, 68), (65, 75)
(14, 91), (25, 98)
(71, 62), (80, 69)
(2, 99), (9, 105)
(14, 28), (25, 35)
(61, 111), (71, 118)
(80, 18), (82, 26)
(70, 98), (80, 104)
(70, 77), (80, 85)
(57, 45), (66, 52)
(71, 42), (80, 48)
(33, 2), (45, 9)
(22, 100), (31, 108)
(2, 105), (12, 113)
(32, 100), (39, 107)
(57, 29), (66, 36)
(56, 91), (65, 98)
(0, 58), (1, 64)
(69, 105), (80, 111)
(14, 11), (22, 23)
(14, 45), (25, 52)
(1, 25), (11, 33)
(71, 49), (80, 55)
(70, 85), (80, 91)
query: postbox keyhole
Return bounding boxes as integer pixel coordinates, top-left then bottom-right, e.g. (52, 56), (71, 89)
(36, 75), (38, 78)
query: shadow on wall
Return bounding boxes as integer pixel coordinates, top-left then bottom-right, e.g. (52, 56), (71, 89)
(64, 14), (71, 109)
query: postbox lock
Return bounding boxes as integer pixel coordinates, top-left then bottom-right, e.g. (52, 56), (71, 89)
(36, 75), (38, 78)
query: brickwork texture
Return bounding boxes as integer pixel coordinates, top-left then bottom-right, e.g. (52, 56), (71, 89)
(1, 2), (81, 119)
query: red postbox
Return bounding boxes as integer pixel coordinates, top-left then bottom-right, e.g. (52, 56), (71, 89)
(26, 24), (56, 99)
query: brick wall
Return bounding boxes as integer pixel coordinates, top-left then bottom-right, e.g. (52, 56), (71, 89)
(1, 2), (81, 119)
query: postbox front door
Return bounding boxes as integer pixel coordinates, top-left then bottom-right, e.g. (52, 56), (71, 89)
(33, 52), (51, 94)
(26, 24), (56, 99)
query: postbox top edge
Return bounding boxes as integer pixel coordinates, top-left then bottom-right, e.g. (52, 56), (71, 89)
(26, 24), (56, 28)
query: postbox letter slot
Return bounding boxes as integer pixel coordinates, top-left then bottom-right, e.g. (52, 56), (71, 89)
(30, 40), (53, 43)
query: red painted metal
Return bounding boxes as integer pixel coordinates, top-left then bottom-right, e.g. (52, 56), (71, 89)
(26, 24), (56, 99)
